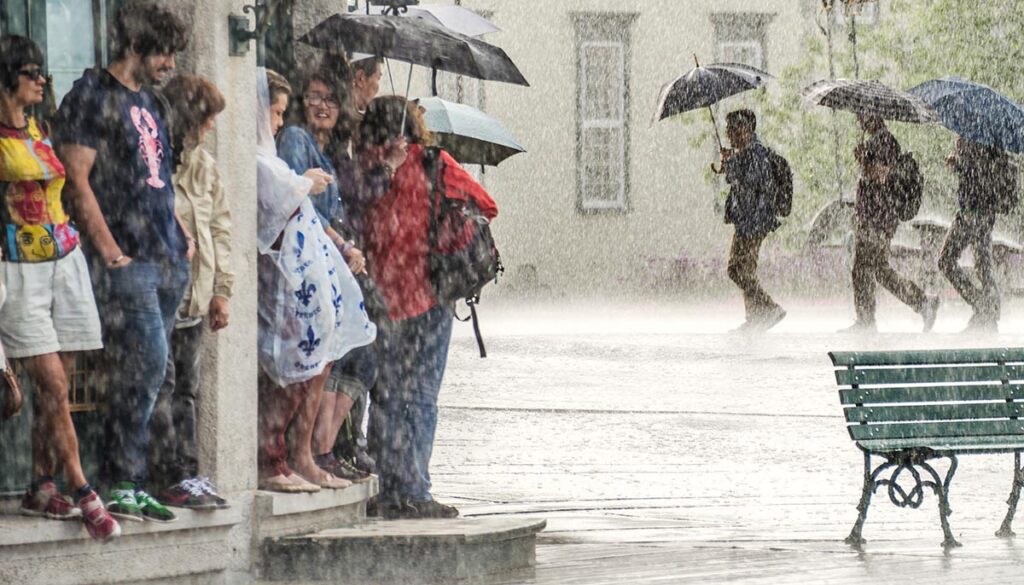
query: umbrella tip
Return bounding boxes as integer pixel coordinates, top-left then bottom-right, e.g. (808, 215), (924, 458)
(693, 54), (700, 67)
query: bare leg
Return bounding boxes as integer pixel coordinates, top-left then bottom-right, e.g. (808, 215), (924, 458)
(25, 352), (87, 490)
(312, 392), (338, 456)
(290, 365), (331, 481)
(312, 388), (357, 458)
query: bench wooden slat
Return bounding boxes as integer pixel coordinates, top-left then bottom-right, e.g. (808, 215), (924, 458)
(840, 384), (1024, 404)
(849, 419), (1024, 441)
(857, 434), (1024, 453)
(845, 402), (1024, 423)
(830, 348), (1024, 367)
(835, 364), (1023, 386)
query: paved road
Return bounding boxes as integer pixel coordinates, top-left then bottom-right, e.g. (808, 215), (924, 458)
(430, 297), (1024, 584)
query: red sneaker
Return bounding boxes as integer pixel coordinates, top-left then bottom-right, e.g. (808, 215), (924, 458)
(20, 482), (81, 520)
(78, 491), (121, 542)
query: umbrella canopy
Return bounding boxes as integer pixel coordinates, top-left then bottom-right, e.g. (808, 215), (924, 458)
(801, 78), (938, 124)
(367, 4), (499, 37)
(908, 76), (1024, 154)
(654, 62), (772, 122)
(298, 14), (528, 87)
(418, 96), (525, 166)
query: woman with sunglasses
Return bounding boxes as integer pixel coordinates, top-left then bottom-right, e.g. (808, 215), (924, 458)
(0, 35), (119, 541)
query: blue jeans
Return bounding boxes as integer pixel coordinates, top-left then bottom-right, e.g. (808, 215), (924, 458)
(370, 304), (453, 504)
(93, 259), (189, 488)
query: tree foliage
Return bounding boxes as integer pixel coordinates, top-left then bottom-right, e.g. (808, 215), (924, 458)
(686, 0), (1024, 246)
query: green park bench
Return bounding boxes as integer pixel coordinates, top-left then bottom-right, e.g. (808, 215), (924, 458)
(831, 348), (1024, 549)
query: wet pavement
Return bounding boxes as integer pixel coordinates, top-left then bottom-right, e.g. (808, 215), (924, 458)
(426, 296), (1024, 584)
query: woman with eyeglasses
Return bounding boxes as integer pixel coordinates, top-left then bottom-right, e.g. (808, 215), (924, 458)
(0, 35), (119, 540)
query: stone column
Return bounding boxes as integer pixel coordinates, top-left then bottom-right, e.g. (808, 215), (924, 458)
(173, 1), (259, 495)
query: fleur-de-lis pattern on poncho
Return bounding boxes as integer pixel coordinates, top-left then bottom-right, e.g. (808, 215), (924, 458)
(298, 325), (321, 357)
(257, 198), (377, 388)
(295, 280), (317, 307)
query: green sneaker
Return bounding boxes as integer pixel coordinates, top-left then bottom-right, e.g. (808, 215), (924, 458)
(135, 489), (177, 523)
(106, 482), (144, 522)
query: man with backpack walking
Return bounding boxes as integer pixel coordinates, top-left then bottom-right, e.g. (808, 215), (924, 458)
(841, 114), (938, 333)
(722, 109), (788, 332)
(938, 137), (1019, 333)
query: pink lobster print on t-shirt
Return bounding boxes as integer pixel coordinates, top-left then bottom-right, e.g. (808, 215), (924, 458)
(130, 106), (166, 189)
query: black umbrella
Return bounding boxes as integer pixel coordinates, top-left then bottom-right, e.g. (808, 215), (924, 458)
(801, 79), (938, 124)
(654, 57), (771, 171)
(654, 61), (772, 122)
(298, 13), (528, 87)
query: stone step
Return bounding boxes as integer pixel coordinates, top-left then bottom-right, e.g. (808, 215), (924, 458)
(261, 517), (547, 583)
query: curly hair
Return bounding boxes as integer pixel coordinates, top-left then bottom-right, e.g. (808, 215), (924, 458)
(163, 74), (225, 167)
(357, 95), (435, 149)
(112, 1), (189, 59)
(0, 35), (44, 94)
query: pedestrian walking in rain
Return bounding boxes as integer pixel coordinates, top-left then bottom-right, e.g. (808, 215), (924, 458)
(841, 114), (938, 333)
(147, 74), (232, 510)
(938, 137), (1019, 333)
(721, 109), (786, 332)
(0, 35), (119, 541)
(53, 1), (191, 524)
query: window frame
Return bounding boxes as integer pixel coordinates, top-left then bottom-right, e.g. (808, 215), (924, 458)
(572, 12), (637, 215)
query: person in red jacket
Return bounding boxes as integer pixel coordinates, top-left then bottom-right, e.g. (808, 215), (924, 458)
(355, 96), (496, 519)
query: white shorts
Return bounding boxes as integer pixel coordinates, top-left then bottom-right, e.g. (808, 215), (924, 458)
(0, 247), (103, 358)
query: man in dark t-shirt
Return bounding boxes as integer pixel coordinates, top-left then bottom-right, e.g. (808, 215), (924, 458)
(53, 1), (191, 524)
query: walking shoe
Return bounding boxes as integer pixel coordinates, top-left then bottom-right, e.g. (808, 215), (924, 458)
(78, 491), (121, 542)
(758, 306), (787, 331)
(350, 447), (377, 475)
(963, 312), (998, 334)
(192, 476), (230, 509)
(838, 321), (877, 334)
(158, 479), (219, 510)
(106, 482), (144, 522)
(20, 482), (81, 520)
(366, 495), (404, 520)
(730, 320), (756, 333)
(324, 456), (372, 484)
(920, 296), (940, 332)
(259, 474), (307, 493)
(400, 498), (460, 519)
(135, 489), (177, 523)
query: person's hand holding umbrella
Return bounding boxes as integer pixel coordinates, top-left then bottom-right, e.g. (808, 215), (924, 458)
(654, 56), (772, 173)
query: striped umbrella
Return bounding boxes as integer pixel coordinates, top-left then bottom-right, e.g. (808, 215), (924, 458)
(801, 79), (939, 124)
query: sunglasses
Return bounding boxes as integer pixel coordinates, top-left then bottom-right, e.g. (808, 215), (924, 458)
(18, 68), (45, 82)
(304, 92), (341, 110)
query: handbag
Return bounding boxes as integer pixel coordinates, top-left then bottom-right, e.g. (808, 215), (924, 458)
(0, 360), (23, 420)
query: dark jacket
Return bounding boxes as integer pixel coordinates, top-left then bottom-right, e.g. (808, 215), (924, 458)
(955, 150), (1019, 213)
(724, 137), (779, 236)
(855, 129), (902, 235)
(855, 176), (901, 235)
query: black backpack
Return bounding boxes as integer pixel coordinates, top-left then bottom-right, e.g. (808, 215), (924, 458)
(893, 152), (924, 221)
(423, 148), (503, 357)
(766, 148), (793, 217)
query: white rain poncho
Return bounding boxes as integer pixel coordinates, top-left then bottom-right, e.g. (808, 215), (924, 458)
(256, 68), (376, 387)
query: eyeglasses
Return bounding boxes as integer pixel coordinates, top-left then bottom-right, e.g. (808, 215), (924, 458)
(18, 68), (45, 82)
(304, 92), (341, 110)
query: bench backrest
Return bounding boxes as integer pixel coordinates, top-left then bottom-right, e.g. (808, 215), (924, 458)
(830, 348), (1024, 442)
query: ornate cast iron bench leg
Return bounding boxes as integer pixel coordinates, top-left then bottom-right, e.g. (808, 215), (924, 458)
(921, 454), (961, 549)
(846, 452), (891, 547)
(997, 451), (1024, 538)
